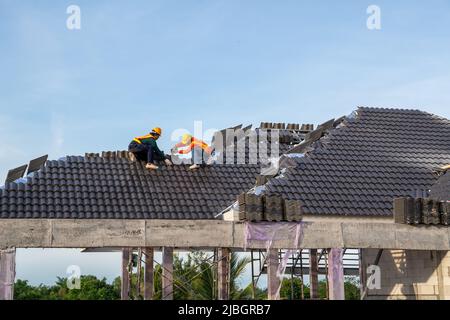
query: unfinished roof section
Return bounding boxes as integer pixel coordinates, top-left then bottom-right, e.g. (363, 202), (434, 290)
(212, 122), (316, 163)
(264, 107), (450, 216)
(0, 152), (260, 219)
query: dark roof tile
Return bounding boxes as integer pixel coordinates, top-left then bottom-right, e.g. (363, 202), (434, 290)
(264, 107), (450, 216)
(0, 151), (264, 219)
(430, 171), (450, 201)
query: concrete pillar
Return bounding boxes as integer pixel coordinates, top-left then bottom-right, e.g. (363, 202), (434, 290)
(218, 248), (231, 300)
(162, 247), (174, 300)
(327, 248), (345, 300)
(0, 248), (16, 300)
(144, 248), (154, 300)
(309, 249), (319, 299)
(121, 248), (131, 300)
(267, 248), (280, 300)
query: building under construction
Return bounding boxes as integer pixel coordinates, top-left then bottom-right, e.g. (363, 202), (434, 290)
(1, 107), (450, 300)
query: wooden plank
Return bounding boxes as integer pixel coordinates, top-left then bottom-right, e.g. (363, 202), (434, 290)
(327, 248), (345, 300)
(162, 247), (174, 300)
(144, 248), (154, 300)
(309, 249), (319, 299)
(136, 248), (142, 298)
(217, 248), (230, 300)
(121, 248), (131, 300)
(0, 248), (16, 300)
(267, 248), (280, 300)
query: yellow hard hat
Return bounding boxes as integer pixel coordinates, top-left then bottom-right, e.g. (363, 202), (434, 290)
(181, 133), (192, 145)
(152, 127), (162, 136)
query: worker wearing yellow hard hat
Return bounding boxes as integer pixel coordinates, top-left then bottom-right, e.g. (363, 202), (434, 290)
(173, 133), (213, 170)
(128, 127), (172, 170)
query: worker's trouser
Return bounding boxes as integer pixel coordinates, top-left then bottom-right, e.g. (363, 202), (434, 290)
(192, 147), (211, 165)
(128, 141), (165, 164)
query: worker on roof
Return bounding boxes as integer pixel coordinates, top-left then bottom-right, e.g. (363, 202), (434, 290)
(128, 127), (172, 170)
(173, 133), (213, 170)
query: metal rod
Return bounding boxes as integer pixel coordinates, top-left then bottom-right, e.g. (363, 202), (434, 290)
(251, 250), (256, 299)
(299, 249), (304, 300)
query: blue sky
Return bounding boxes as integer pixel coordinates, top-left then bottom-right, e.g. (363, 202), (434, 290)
(1, 1), (450, 285)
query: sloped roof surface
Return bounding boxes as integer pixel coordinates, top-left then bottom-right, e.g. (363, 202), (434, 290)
(430, 171), (450, 201)
(265, 107), (450, 216)
(0, 153), (260, 219)
(1, 108), (448, 219)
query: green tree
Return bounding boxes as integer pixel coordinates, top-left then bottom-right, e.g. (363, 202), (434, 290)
(280, 277), (305, 299)
(187, 252), (252, 300)
(14, 276), (120, 300)
(14, 279), (56, 300)
(344, 277), (360, 300)
(280, 278), (360, 300)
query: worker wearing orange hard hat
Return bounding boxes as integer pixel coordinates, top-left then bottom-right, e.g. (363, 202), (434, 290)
(173, 133), (213, 170)
(128, 127), (172, 170)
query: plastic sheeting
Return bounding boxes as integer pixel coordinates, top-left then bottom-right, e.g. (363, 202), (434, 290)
(244, 222), (303, 250)
(244, 222), (304, 299)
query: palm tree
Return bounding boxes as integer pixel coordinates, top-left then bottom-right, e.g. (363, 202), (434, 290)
(128, 251), (261, 300)
(188, 251), (263, 300)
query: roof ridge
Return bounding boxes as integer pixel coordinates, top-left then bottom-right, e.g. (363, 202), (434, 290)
(357, 106), (424, 112)
(357, 106), (450, 122)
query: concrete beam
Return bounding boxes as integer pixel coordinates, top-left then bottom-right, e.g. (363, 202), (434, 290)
(217, 248), (230, 300)
(0, 248), (15, 300)
(328, 248), (345, 300)
(121, 248), (131, 300)
(162, 247), (174, 300)
(144, 248), (154, 300)
(1, 219), (450, 250)
(267, 249), (280, 300)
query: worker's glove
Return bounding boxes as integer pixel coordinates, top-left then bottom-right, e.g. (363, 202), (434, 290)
(164, 159), (173, 166)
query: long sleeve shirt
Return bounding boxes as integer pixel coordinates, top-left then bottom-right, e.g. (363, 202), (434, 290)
(133, 134), (165, 158)
(175, 137), (212, 155)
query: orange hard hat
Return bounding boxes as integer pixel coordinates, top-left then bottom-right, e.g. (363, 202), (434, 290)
(152, 127), (162, 136)
(181, 133), (192, 145)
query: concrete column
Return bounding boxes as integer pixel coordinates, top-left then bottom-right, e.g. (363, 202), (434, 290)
(0, 248), (16, 300)
(218, 248), (231, 300)
(162, 247), (174, 300)
(267, 248), (280, 300)
(309, 249), (319, 299)
(327, 248), (345, 300)
(144, 248), (154, 300)
(121, 248), (131, 300)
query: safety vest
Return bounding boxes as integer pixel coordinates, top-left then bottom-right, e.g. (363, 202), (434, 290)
(133, 134), (156, 144)
(192, 138), (211, 152)
(178, 138), (212, 154)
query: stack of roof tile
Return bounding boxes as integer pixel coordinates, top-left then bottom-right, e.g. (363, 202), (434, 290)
(237, 192), (302, 222)
(394, 197), (450, 225)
